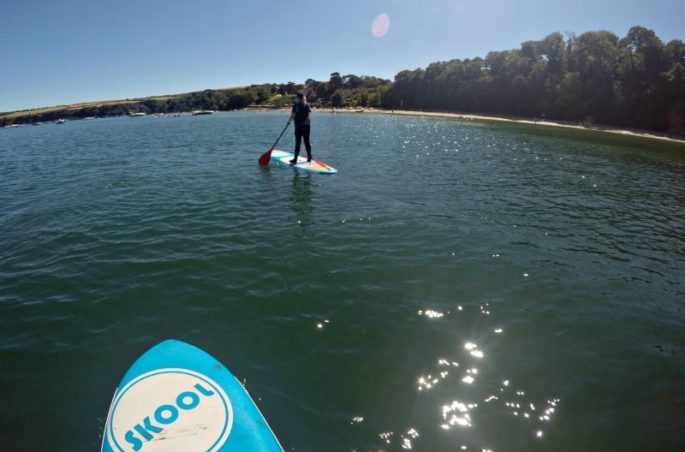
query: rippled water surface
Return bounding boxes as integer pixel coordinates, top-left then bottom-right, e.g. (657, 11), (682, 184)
(1, 112), (684, 451)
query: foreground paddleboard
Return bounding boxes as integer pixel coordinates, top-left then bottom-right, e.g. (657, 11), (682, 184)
(102, 340), (282, 452)
(270, 149), (337, 174)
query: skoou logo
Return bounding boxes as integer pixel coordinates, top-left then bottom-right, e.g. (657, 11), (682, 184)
(106, 368), (233, 451)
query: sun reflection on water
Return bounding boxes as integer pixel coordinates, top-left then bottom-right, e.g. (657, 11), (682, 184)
(417, 309), (445, 319)
(441, 400), (476, 429)
(371, 302), (561, 449)
(400, 428), (419, 449)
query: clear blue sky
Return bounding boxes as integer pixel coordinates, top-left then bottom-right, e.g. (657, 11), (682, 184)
(1, 0), (683, 112)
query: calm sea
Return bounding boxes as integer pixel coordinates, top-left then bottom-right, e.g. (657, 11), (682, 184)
(1, 112), (684, 451)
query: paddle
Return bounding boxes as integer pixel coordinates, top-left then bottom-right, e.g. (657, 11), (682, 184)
(258, 121), (290, 165)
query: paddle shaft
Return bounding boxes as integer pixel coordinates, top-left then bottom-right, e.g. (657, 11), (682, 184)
(269, 121), (290, 151)
(258, 121), (290, 165)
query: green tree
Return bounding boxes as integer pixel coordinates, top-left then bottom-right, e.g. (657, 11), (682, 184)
(226, 94), (249, 110)
(331, 91), (344, 107)
(328, 72), (343, 92)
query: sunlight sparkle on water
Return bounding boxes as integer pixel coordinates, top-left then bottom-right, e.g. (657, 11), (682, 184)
(408, 307), (562, 449)
(379, 432), (393, 444)
(418, 374), (443, 391)
(418, 309), (444, 319)
(441, 400), (474, 429)
(400, 428), (419, 450)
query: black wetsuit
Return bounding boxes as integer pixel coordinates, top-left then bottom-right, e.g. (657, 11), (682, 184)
(292, 102), (311, 161)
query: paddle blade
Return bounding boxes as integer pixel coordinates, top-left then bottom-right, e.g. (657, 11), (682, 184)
(258, 149), (273, 165)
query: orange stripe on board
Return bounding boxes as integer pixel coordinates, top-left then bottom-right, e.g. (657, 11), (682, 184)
(315, 161), (332, 170)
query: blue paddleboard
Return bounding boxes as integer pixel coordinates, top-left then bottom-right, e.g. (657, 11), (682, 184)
(101, 340), (282, 452)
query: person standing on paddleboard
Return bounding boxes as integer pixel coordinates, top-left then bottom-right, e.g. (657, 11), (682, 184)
(288, 92), (312, 164)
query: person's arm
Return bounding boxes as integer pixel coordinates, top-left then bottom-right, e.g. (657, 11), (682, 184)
(288, 105), (296, 124)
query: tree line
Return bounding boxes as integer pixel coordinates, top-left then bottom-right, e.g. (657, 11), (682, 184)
(382, 26), (685, 134)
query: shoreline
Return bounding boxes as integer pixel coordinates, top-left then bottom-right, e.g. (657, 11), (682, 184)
(5, 103), (684, 147)
(315, 107), (685, 147)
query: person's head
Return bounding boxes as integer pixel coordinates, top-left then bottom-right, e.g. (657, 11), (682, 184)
(296, 92), (306, 104)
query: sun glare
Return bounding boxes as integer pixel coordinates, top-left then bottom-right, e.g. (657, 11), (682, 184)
(371, 13), (390, 38)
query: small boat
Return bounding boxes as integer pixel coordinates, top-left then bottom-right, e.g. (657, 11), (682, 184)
(56, 119), (66, 124)
(128, 112), (146, 117)
(84, 117), (96, 120)
(192, 110), (215, 115)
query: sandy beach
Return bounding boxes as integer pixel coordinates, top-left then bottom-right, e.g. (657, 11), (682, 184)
(313, 107), (685, 147)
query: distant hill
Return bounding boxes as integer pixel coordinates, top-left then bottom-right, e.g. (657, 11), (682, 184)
(0, 75), (391, 126)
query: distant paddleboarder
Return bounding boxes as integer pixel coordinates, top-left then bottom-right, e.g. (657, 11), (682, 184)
(288, 92), (312, 164)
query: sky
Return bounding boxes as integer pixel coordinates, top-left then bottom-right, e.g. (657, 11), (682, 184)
(1, 0), (684, 112)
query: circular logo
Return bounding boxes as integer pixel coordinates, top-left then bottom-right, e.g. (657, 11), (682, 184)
(106, 368), (233, 452)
